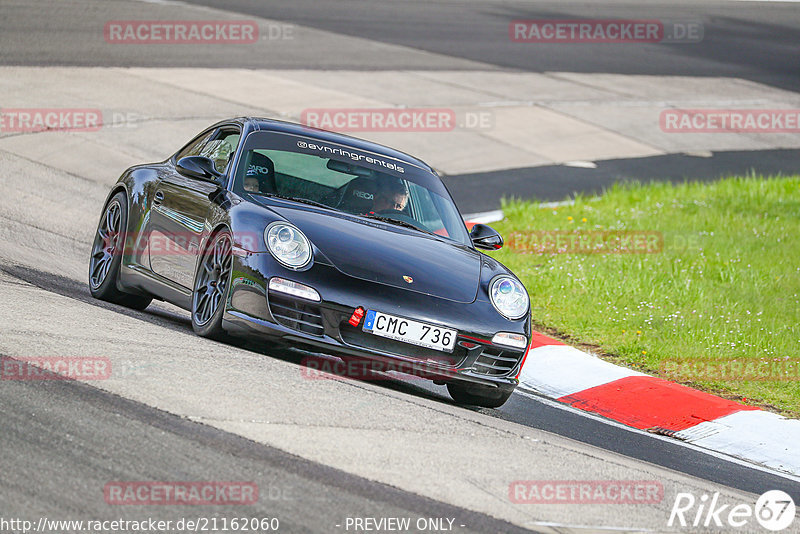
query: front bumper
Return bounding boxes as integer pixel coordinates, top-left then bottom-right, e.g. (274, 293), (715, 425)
(222, 252), (530, 391)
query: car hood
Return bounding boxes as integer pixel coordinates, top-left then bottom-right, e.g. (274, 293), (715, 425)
(270, 205), (481, 303)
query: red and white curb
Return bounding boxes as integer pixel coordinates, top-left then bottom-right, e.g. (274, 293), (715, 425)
(463, 211), (800, 477)
(518, 333), (800, 477)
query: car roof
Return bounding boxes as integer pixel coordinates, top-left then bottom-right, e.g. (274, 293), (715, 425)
(224, 116), (436, 174)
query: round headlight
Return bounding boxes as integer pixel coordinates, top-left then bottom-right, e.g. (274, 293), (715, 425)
(264, 222), (312, 269)
(489, 276), (529, 320)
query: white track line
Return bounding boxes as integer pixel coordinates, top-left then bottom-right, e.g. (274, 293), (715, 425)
(513, 388), (800, 484)
(462, 210), (504, 224)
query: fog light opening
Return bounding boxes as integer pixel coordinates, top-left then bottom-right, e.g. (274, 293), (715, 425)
(268, 277), (320, 302)
(491, 332), (528, 349)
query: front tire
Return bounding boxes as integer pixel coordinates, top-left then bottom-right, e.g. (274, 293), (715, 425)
(447, 382), (514, 408)
(88, 192), (152, 310)
(191, 230), (233, 339)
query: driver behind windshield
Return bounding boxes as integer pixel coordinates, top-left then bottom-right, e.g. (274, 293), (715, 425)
(243, 152), (275, 193)
(372, 178), (409, 213)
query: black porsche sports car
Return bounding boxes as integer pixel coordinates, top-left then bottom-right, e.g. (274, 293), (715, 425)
(89, 117), (531, 407)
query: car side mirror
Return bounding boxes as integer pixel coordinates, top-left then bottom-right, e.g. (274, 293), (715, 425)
(470, 223), (504, 250)
(176, 156), (223, 183)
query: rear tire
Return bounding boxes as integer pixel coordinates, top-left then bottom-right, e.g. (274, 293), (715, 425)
(88, 192), (152, 311)
(447, 382), (513, 408)
(191, 230), (233, 340)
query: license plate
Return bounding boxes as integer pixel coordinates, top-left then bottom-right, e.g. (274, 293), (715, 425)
(362, 310), (457, 353)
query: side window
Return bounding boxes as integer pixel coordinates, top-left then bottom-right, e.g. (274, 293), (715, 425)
(408, 182), (445, 233)
(175, 130), (214, 161)
(199, 130), (241, 173)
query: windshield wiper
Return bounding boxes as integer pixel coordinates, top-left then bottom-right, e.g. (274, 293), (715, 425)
(361, 213), (437, 237)
(260, 193), (335, 211)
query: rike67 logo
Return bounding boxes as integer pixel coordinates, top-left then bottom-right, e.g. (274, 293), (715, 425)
(669, 490), (796, 531)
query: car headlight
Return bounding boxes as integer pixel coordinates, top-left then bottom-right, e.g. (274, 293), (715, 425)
(264, 222), (312, 269)
(489, 276), (529, 320)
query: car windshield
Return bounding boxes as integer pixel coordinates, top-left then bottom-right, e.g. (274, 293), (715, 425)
(233, 131), (471, 246)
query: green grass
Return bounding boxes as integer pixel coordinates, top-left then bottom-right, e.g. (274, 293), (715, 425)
(487, 176), (800, 416)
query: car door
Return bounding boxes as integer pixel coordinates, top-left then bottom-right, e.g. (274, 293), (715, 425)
(148, 126), (241, 289)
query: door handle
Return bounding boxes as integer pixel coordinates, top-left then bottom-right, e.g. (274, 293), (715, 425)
(154, 190), (164, 205)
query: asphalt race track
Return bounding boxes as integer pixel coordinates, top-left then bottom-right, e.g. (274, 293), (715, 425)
(7, 0), (799, 89)
(1, 1), (799, 533)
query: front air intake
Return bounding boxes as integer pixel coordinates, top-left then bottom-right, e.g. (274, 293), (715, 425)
(267, 292), (324, 336)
